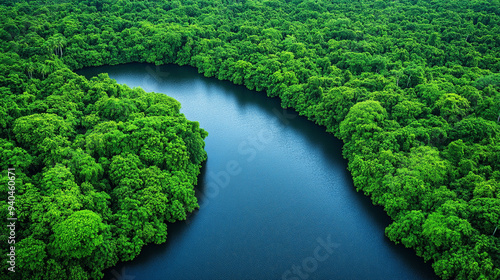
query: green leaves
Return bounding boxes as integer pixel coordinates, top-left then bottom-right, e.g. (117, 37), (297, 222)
(405, 146), (449, 186)
(386, 210), (426, 250)
(51, 210), (105, 259)
(13, 113), (74, 151)
(339, 100), (387, 142)
(468, 198), (500, 235)
(474, 74), (500, 90)
(17, 236), (47, 274)
(2, 0), (500, 279)
(392, 100), (425, 125)
(95, 97), (139, 122)
(422, 211), (473, 251)
(434, 93), (471, 123)
(0, 34), (207, 280)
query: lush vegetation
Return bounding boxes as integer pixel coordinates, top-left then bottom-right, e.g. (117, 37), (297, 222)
(1, 0), (500, 279)
(0, 2), (212, 280)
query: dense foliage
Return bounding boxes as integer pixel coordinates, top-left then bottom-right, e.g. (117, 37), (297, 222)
(1, 0), (500, 279)
(0, 2), (211, 279)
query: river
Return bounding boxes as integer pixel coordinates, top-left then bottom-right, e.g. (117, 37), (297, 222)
(77, 63), (437, 280)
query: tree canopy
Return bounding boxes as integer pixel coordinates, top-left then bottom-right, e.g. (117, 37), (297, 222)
(1, 0), (499, 279)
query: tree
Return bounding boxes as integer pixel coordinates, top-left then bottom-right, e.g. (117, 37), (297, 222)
(386, 210), (426, 252)
(392, 100), (425, 125)
(13, 113), (74, 152)
(434, 93), (471, 123)
(16, 237), (47, 278)
(3, 0), (500, 279)
(50, 210), (106, 259)
(339, 100), (387, 142)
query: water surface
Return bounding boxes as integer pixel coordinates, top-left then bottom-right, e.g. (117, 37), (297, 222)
(78, 63), (437, 280)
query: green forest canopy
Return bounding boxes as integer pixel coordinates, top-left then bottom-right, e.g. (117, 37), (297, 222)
(1, 0), (499, 279)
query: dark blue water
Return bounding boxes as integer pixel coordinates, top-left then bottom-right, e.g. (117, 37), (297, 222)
(78, 64), (437, 280)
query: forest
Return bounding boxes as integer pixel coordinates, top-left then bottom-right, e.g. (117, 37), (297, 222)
(0, 0), (499, 279)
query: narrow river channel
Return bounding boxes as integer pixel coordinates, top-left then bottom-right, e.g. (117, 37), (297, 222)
(78, 63), (437, 280)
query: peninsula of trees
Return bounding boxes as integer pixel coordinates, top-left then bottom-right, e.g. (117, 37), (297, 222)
(1, 0), (499, 279)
